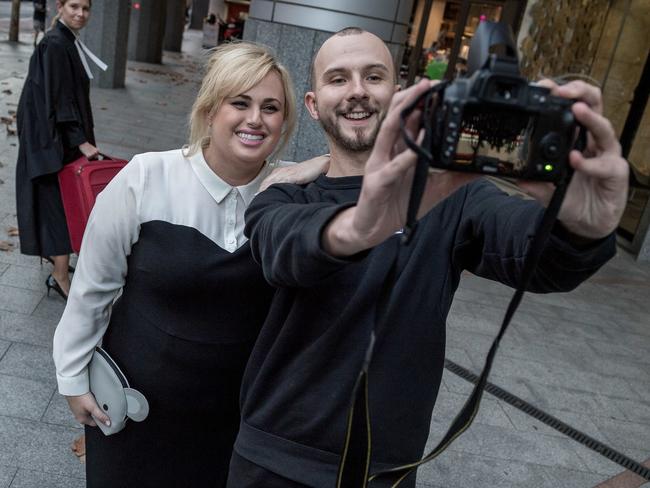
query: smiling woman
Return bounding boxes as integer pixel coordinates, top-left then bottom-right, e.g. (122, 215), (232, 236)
(15, 0), (98, 302)
(51, 42), (316, 487)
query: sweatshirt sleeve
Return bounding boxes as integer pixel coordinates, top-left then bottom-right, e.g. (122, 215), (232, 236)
(52, 156), (145, 396)
(450, 179), (616, 293)
(244, 184), (359, 288)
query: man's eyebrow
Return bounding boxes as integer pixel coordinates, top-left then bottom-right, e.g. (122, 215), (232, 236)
(321, 63), (390, 79)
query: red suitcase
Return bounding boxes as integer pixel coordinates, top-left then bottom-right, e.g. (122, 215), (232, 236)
(58, 154), (128, 253)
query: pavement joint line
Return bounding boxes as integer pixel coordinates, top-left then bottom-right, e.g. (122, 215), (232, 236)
(40, 387), (59, 423)
(444, 359), (650, 482)
(0, 341), (11, 363)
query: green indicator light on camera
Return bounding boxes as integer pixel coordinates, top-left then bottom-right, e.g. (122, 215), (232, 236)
(544, 164), (554, 172)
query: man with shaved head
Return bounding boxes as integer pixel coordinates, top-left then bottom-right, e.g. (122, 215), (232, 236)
(227, 28), (628, 487)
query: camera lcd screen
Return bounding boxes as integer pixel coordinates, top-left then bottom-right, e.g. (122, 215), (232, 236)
(450, 105), (558, 179)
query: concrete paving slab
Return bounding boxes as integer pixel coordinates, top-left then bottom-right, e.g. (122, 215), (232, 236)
(0, 416), (83, 479)
(0, 265), (50, 293)
(0, 374), (53, 422)
(0, 343), (55, 387)
(28, 296), (65, 321)
(0, 286), (41, 315)
(41, 393), (82, 431)
(459, 422), (596, 472)
(0, 465), (16, 488)
(8, 468), (84, 488)
(416, 448), (595, 488)
(0, 311), (58, 349)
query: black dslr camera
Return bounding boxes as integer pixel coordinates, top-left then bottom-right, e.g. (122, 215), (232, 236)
(417, 21), (581, 183)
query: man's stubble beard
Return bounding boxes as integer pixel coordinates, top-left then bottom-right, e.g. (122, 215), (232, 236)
(319, 107), (384, 153)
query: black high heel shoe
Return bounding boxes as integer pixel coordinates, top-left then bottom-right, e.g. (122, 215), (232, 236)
(45, 274), (68, 300)
(40, 257), (75, 273)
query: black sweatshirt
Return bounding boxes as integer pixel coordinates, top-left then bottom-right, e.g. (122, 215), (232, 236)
(235, 175), (615, 487)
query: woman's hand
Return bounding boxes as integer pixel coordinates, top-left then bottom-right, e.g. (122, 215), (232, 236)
(66, 392), (111, 428)
(79, 142), (99, 160)
(259, 154), (330, 192)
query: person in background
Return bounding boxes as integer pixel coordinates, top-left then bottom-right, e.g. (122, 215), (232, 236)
(32, 0), (47, 47)
(16, 0), (100, 299)
(53, 41), (327, 487)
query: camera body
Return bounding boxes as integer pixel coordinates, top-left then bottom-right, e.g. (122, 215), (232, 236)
(427, 23), (578, 183)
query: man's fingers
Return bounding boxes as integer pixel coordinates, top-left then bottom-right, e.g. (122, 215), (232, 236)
(572, 102), (619, 153)
(554, 81), (603, 114)
(373, 79), (432, 158)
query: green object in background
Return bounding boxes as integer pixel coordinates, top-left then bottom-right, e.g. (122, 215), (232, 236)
(426, 60), (447, 80)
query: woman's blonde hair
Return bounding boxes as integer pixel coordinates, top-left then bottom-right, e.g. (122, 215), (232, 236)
(186, 41), (296, 159)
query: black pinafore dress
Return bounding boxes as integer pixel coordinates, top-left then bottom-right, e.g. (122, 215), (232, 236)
(84, 220), (275, 487)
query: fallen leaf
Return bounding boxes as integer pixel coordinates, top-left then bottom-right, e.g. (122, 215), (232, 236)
(71, 434), (86, 460)
(7, 227), (18, 237)
(8, 110), (16, 115)
(0, 116), (13, 124)
(5, 126), (16, 136)
(1, 89), (11, 95)
(0, 241), (14, 252)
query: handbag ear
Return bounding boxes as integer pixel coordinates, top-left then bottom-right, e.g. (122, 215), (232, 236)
(124, 387), (149, 422)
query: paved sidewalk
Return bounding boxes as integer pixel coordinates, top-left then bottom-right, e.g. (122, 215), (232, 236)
(0, 21), (648, 488)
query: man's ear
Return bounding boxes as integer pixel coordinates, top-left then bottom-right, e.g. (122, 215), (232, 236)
(304, 92), (320, 121)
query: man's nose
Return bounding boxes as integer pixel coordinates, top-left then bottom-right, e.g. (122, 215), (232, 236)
(347, 76), (368, 101)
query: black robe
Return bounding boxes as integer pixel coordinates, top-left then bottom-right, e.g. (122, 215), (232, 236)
(15, 21), (95, 257)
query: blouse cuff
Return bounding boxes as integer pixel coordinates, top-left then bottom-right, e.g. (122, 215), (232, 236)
(57, 369), (90, 396)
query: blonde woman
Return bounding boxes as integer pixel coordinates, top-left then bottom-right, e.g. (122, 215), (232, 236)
(16, 0), (99, 299)
(53, 42), (325, 486)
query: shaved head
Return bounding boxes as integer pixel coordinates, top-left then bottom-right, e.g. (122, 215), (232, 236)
(310, 28), (396, 90)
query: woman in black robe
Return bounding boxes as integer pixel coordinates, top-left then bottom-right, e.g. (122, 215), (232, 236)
(15, 0), (98, 299)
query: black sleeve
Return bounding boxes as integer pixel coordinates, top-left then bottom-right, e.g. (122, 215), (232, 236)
(42, 41), (85, 126)
(449, 179), (616, 293)
(60, 121), (87, 148)
(244, 184), (361, 287)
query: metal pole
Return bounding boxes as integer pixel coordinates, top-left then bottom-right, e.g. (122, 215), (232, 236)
(9, 0), (21, 42)
(406, 0), (435, 87)
(443, 0), (471, 80)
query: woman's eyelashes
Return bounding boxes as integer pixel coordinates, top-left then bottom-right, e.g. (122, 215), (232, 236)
(230, 100), (279, 113)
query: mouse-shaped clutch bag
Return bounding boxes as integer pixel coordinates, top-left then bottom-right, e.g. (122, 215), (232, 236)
(88, 346), (149, 436)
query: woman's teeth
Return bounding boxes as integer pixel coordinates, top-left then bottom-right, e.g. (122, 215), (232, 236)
(237, 132), (264, 141)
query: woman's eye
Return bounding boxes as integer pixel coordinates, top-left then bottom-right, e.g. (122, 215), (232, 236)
(331, 78), (345, 85)
(231, 101), (247, 108)
(262, 105), (279, 113)
(367, 75), (382, 82)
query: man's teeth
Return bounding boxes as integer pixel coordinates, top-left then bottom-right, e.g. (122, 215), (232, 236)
(237, 132), (264, 140)
(344, 112), (370, 120)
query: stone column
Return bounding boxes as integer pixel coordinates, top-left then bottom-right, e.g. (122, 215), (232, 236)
(190, 0), (210, 30)
(128, 0), (167, 64)
(164, 0), (186, 52)
(244, 0), (413, 162)
(79, 0), (131, 88)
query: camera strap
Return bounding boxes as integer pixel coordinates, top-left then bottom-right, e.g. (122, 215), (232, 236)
(336, 83), (576, 485)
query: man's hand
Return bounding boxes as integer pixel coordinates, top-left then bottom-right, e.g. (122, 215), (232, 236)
(323, 80), (477, 257)
(79, 142), (99, 160)
(66, 392), (111, 428)
(259, 154), (330, 192)
(517, 80), (629, 240)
